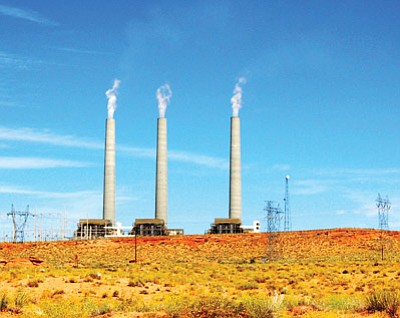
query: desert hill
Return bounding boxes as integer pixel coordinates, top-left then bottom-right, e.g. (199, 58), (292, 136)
(0, 228), (399, 317)
(1, 228), (396, 266)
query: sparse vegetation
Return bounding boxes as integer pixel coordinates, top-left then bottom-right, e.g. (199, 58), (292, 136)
(366, 289), (400, 317)
(0, 292), (9, 312)
(0, 229), (400, 317)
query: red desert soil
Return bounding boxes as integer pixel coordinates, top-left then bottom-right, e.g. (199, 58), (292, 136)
(0, 228), (399, 317)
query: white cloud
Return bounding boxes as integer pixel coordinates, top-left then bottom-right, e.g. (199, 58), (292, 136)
(1, 185), (66, 197)
(118, 145), (155, 158)
(292, 179), (334, 196)
(121, 146), (228, 169)
(0, 101), (24, 108)
(0, 4), (58, 26)
(0, 184), (98, 200)
(272, 164), (291, 171)
(51, 47), (112, 56)
(0, 126), (101, 149)
(313, 167), (400, 178)
(0, 157), (89, 169)
(0, 51), (46, 70)
(0, 126), (228, 169)
(169, 150), (228, 169)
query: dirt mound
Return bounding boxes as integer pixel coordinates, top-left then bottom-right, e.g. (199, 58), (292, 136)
(3, 257), (44, 267)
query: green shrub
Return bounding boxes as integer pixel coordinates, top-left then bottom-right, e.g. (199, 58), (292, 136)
(191, 296), (246, 317)
(163, 295), (247, 318)
(27, 280), (39, 287)
(128, 278), (144, 287)
(52, 290), (65, 297)
(326, 295), (363, 313)
(112, 290), (119, 297)
(237, 281), (258, 290)
(14, 292), (30, 310)
(0, 293), (9, 312)
(365, 289), (400, 318)
(243, 293), (283, 318)
(244, 298), (274, 318)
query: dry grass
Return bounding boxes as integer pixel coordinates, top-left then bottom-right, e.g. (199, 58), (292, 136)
(0, 229), (399, 317)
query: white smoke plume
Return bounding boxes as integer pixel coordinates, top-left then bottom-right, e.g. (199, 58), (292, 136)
(231, 77), (246, 117)
(105, 79), (121, 119)
(156, 84), (172, 118)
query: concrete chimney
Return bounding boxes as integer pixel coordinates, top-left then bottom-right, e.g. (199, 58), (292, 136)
(155, 117), (168, 226)
(229, 116), (242, 221)
(103, 118), (116, 225)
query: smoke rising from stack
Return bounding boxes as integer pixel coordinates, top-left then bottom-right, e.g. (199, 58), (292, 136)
(105, 79), (121, 119)
(231, 77), (246, 117)
(156, 84), (172, 118)
(103, 79), (120, 226)
(155, 84), (171, 226)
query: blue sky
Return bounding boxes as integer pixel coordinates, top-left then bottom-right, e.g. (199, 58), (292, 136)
(0, 0), (399, 237)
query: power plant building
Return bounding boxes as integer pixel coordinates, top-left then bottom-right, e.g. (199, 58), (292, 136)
(209, 218), (243, 234)
(74, 219), (112, 239)
(131, 219), (166, 236)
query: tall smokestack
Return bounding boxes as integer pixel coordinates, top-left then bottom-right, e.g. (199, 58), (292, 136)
(229, 78), (245, 221)
(155, 84), (172, 226)
(103, 80), (120, 226)
(155, 117), (167, 225)
(229, 116), (241, 220)
(103, 119), (116, 225)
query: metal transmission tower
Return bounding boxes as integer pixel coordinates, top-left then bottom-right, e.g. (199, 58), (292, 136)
(283, 175), (291, 231)
(7, 204), (32, 243)
(264, 200), (283, 260)
(376, 193), (390, 230)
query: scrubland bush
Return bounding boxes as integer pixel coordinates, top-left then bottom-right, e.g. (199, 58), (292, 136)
(243, 298), (275, 318)
(128, 278), (144, 287)
(0, 291), (29, 313)
(326, 294), (363, 313)
(27, 280), (40, 287)
(13, 292), (30, 311)
(237, 281), (259, 290)
(365, 289), (400, 317)
(24, 298), (117, 318)
(0, 292), (9, 312)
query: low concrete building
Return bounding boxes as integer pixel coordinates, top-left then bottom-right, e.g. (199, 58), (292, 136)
(209, 218), (243, 234)
(74, 219), (112, 239)
(131, 219), (167, 236)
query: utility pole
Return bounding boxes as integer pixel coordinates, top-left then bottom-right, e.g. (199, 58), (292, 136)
(7, 204), (32, 243)
(376, 193), (391, 261)
(377, 193), (390, 231)
(284, 175), (291, 231)
(264, 201), (283, 260)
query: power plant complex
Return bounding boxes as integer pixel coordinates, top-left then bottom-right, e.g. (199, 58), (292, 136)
(75, 79), (260, 238)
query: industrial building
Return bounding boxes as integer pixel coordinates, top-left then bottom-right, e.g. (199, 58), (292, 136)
(130, 219), (167, 236)
(74, 219), (112, 239)
(209, 218), (243, 234)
